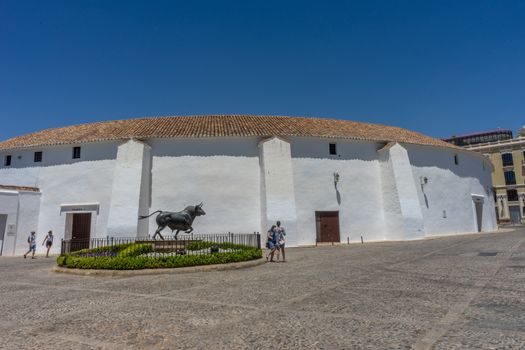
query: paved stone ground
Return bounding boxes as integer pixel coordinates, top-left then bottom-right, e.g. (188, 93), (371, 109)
(1, 229), (525, 349)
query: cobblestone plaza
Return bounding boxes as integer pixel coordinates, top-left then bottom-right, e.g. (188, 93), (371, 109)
(1, 229), (524, 349)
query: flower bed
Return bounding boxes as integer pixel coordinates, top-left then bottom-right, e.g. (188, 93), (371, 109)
(57, 242), (262, 270)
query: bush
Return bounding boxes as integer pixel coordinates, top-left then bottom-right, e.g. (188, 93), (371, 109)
(70, 243), (134, 256)
(118, 243), (153, 257)
(185, 241), (253, 251)
(185, 241), (213, 251)
(57, 242), (262, 270)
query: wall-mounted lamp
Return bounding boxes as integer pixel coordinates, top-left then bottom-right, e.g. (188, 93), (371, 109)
(420, 176), (428, 191)
(333, 172), (340, 186)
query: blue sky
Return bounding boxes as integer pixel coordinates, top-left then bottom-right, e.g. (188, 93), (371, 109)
(1, 0), (524, 141)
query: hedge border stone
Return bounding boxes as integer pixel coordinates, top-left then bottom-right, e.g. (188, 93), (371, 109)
(52, 257), (265, 277)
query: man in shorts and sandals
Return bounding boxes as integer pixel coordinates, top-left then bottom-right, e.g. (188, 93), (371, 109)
(42, 230), (54, 258)
(23, 231), (37, 259)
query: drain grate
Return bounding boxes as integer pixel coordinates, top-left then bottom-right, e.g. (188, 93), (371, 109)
(478, 252), (498, 257)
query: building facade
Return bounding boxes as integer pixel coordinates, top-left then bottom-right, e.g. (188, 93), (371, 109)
(443, 129), (513, 147)
(0, 115), (497, 255)
(463, 128), (525, 224)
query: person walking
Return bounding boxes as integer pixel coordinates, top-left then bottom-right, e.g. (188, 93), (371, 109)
(274, 221), (286, 262)
(265, 225), (278, 262)
(42, 230), (54, 258)
(23, 231), (37, 259)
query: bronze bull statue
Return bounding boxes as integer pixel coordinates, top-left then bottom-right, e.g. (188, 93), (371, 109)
(138, 203), (206, 240)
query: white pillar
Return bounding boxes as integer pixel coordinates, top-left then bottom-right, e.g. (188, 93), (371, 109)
(107, 139), (151, 238)
(378, 143), (425, 240)
(259, 137), (299, 246)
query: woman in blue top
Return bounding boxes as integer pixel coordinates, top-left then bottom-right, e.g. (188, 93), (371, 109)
(265, 225), (278, 262)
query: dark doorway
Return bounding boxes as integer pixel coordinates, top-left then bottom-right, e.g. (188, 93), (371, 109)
(71, 213), (91, 250)
(474, 202), (483, 232)
(315, 211), (340, 243)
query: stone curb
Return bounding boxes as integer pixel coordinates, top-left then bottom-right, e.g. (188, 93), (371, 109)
(301, 228), (516, 247)
(51, 258), (265, 277)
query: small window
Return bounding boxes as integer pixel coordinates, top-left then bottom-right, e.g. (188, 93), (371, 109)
(454, 154), (459, 165)
(34, 151), (42, 163)
(507, 189), (519, 201)
(502, 153), (513, 166)
(72, 147), (81, 159)
(4, 155), (11, 166)
(329, 143), (337, 155)
(504, 171), (516, 185)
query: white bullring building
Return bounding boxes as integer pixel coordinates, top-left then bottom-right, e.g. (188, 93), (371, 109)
(0, 115), (496, 255)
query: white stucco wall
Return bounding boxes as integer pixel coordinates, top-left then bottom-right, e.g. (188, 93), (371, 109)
(148, 138), (261, 237)
(405, 144), (497, 235)
(0, 190), (42, 256)
(290, 137), (386, 244)
(15, 192), (42, 255)
(0, 134), (499, 254)
(0, 142), (118, 255)
(0, 191), (20, 255)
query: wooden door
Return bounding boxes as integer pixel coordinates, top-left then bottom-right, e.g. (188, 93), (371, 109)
(71, 213), (91, 250)
(316, 211), (340, 243)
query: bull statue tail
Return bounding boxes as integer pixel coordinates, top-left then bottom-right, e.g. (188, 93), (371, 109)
(138, 210), (162, 220)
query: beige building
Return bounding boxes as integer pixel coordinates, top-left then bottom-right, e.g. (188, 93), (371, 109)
(464, 128), (525, 224)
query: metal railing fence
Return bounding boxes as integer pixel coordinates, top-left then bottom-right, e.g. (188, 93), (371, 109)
(61, 232), (261, 257)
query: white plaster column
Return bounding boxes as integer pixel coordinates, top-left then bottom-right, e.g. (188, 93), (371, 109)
(259, 137), (298, 246)
(107, 139), (151, 238)
(378, 143), (425, 240)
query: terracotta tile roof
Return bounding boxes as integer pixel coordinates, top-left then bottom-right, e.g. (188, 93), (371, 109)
(0, 185), (40, 192)
(0, 115), (459, 151)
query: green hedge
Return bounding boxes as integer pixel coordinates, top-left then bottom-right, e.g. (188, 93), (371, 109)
(57, 242), (262, 270)
(57, 249), (261, 270)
